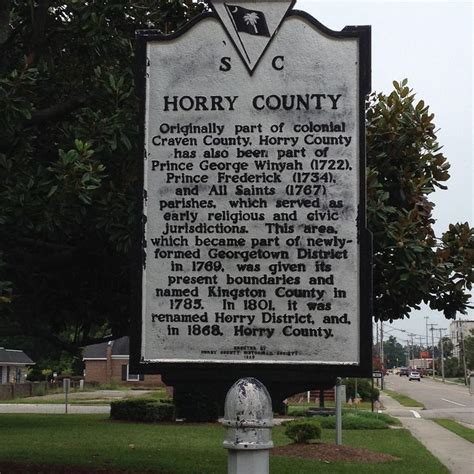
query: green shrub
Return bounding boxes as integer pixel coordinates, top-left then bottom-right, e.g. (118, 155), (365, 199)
(284, 419), (322, 443)
(308, 412), (389, 429)
(287, 406), (308, 417)
(110, 398), (175, 423)
(345, 378), (379, 401)
(355, 410), (400, 425)
(341, 413), (387, 429)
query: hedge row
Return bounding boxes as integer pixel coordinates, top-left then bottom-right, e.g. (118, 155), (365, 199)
(110, 398), (175, 422)
(308, 411), (397, 429)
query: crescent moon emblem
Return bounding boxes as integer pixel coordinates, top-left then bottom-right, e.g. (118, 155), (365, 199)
(231, 7), (238, 13)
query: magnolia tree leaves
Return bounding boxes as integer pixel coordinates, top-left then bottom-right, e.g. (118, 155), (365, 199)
(367, 80), (473, 321)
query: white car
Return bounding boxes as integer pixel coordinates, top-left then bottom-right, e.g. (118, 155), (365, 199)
(409, 371), (421, 381)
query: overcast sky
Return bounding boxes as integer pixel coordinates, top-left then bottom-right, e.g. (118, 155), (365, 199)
(295, 0), (473, 345)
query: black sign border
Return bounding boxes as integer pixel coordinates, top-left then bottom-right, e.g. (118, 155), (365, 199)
(130, 9), (372, 381)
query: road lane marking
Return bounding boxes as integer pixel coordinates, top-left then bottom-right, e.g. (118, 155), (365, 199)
(441, 398), (466, 407)
(417, 380), (470, 396)
(410, 410), (421, 418)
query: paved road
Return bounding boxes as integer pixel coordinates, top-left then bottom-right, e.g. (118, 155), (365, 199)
(381, 393), (473, 474)
(0, 389), (153, 414)
(384, 373), (473, 425)
(0, 403), (110, 414)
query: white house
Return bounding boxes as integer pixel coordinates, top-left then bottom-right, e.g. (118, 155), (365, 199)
(0, 347), (34, 383)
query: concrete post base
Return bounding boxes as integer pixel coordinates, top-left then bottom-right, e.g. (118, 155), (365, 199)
(228, 450), (269, 474)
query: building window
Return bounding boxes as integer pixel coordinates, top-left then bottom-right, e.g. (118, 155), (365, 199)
(121, 364), (143, 382)
(127, 365), (140, 381)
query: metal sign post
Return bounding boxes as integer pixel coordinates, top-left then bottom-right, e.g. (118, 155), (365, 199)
(371, 377), (374, 412)
(335, 378), (343, 445)
(63, 378), (70, 414)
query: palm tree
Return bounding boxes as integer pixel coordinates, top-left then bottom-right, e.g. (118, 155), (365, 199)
(244, 12), (259, 34)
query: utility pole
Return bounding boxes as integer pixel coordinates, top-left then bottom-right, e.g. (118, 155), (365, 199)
(438, 328), (446, 383)
(375, 321), (379, 387)
(429, 324), (437, 379)
(418, 335), (427, 371)
(407, 335), (411, 367)
(380, 323), (384, 366)
(376, 321), (379, 349)
(380, 322), (384, 389)
(459, 323), (468, 385)
(425, 316), (429, 351)
(407, 334), (414, 368)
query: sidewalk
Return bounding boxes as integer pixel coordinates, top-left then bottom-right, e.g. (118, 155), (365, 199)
(380, 393), (473, 474)
(0, 403), (110, 414)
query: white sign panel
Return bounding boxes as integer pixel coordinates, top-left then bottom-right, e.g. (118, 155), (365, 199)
(138, 3), (371, 368)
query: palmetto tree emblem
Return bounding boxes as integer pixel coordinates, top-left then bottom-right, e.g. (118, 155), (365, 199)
(225, 5), (270, 38)
(243, 12), (260, 34)
(223, 3), (271, 65)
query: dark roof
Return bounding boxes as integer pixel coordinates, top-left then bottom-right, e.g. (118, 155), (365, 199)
(83, 341), (108, 359)
(112, 336), (129, 355)
(83, 336), (130, 359)
(0, 347), (35, 365)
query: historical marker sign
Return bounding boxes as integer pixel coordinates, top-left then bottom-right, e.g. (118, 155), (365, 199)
(132, 1), (372, 378)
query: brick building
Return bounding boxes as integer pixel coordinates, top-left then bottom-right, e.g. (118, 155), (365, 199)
(449, 320), (474, 359)
(82, 336), (163, 386)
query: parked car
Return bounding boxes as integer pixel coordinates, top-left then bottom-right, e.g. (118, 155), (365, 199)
(418, 368), (428, 378)
(399, 368), (409, 377)
(409, 371), (421, 381)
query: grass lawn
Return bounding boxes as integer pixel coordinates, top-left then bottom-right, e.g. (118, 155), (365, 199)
(442, 378), (467, 385)
(0, 414), (448, 473)
(383, 390), (425, 408)
(433, 419), (474, 443)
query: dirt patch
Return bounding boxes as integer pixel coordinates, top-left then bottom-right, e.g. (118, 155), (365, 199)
(0, 463), (167, 474)
(272, 443), (400, 463)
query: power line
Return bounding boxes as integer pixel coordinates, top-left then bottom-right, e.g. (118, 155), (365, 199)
(381, 323), (427, 340)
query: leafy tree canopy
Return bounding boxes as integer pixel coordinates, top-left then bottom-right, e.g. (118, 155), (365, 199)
(0, 2), (472, 362)
(367, 81), (473, 321)
(0, 0), (206, 358)
(382, 335), (406, 368)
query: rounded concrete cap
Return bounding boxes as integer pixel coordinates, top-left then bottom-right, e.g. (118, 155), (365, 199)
(223, 377), (273, 427)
